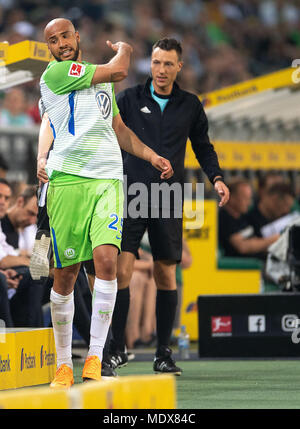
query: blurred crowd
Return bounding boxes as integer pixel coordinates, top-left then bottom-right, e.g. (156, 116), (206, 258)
(218, 172), (300, 285)
(0, 0), (299, 123)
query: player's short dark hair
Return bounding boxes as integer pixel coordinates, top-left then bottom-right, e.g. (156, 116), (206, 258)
(152, 38), (182, 60)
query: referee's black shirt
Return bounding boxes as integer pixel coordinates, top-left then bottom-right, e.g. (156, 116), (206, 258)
(116, 78), (223, 196)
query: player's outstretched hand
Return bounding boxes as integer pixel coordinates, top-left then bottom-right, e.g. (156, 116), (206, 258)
(37, 156), (49, 184)
(106, 40), (133, 55)
(150, 155), (174, 180)
(214, 180), (230, 207)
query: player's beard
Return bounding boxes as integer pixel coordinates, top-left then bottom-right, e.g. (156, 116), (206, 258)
(53, 42), (80, 62)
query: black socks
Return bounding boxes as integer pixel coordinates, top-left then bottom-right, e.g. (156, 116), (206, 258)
(110, 286), (130, 352)
(156, 289), (178, 355)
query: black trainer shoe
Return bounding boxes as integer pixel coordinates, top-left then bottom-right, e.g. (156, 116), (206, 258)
(101, 361), (117, 378)
(110, 351), (128, 369)
(153, 346), (182, 376)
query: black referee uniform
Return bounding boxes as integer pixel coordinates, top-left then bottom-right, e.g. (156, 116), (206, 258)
(108, 77), (223, 369)
(117, 77), (223, 259)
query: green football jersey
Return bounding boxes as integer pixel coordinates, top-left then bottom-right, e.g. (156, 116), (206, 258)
(40, 60), (123, 180)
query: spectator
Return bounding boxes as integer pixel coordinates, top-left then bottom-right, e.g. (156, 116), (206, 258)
(0, 178), (43, 327)
(173, 237), (192, 331)
(0, 269), (18, 328)
(0, 88), (34, 128)
(256, 171), (286, 202)
(218, 178), (279, 259)
(125, 246), (156, 350)
(8, 180), (28, 207)
(246, 182), (297, 238)
(0, 155), (8, 179)
(1, 185), (38, 252)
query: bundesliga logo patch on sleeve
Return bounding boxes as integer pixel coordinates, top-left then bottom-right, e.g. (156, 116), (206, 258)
(68, 62), (85, 77)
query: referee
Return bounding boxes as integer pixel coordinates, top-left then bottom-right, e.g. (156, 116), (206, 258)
(108, 38), (230, 375)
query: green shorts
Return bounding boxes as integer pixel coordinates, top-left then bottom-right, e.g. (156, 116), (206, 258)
(47, 172), (124, 268)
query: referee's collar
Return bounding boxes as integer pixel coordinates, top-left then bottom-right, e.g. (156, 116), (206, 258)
(143, 77), (180, 99)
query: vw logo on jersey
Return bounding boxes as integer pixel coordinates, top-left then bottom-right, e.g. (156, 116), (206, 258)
(95, 90), (111, 120)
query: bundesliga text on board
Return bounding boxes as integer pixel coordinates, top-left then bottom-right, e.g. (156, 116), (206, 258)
(211, 316), (232, 337)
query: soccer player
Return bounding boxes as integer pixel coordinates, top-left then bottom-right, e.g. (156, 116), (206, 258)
(107, 38), (230, 375)
(40, 18), (173, 389)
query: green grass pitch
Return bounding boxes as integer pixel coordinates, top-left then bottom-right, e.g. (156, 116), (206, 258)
(73, 358), (300, 409)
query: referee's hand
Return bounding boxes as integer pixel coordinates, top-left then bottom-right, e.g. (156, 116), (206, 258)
(150, 155), (174, 180)
(214, 180), (230, 207)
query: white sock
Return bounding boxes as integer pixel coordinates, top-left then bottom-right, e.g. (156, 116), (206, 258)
(88, 277), (118, 362)
(50, 288), (74, 369)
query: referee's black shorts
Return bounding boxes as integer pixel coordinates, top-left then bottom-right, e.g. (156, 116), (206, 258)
(121, 213), (183, 263)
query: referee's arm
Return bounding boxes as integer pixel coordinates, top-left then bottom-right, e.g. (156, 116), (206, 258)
(189, 100), (230, 206)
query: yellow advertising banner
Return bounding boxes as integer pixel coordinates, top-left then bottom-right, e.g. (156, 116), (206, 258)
(0, 328), (56, 390)
(0, 332), (16, 390)
(185, 140), (300, 170)
(0, 375), (176, 409)
(199, 67), (296, 108)
(16, 328), (56, 388)
(6, 40), (52, 65)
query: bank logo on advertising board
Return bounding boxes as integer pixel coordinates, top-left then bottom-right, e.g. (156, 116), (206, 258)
(20, 348), (36, 371)
(40, 345), (55, 368)
(0, 354), (11, 373)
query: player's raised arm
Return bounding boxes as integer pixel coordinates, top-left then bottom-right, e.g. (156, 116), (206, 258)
(91, 41), (133, 84)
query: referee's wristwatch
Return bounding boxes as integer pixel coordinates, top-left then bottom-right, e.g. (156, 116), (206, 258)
(213, 176), (225, 185)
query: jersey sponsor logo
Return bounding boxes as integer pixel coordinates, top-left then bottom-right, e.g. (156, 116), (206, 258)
(64, 248), (76, 259)
(95, 90), (111, 120)
(211, 316), (232, 336)
(68, 62), (85, 77)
